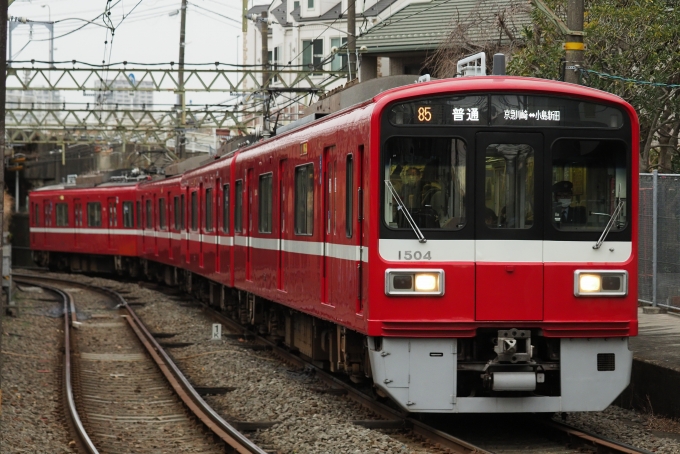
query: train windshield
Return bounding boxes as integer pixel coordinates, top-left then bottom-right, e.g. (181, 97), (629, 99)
(550, 139), (627, 232)
(383, 137), (467, 230)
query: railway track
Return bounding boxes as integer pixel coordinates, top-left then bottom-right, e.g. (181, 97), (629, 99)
(15, 271), (654, 454)
(14, 273), (268, 454)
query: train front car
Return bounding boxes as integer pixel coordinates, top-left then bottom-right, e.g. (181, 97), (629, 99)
(366, 77), (638, 413)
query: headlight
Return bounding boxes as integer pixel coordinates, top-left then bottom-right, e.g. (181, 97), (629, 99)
(574, 270), (628, 297)
(385, 269), (444, 296)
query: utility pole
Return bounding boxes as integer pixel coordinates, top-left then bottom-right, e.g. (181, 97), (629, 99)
(0, 0), (8, 411)
(260, 11), (270, 135)
(564, 0), (584, 84)
(177, 0), (188, 159)
(347, 0), (357, 80)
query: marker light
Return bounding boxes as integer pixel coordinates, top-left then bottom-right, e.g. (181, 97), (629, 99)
(415, 273), (438, 292)
(385, 269), (444, 296)
(579, 274), (602, 293)
(574, 270), (628, 297)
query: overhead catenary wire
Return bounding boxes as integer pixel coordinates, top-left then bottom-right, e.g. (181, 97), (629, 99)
(188, 2), (240, 25)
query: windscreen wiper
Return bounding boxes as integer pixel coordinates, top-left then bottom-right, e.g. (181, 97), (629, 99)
(593, 199), (625, 250)
(384, 180), (426, 243)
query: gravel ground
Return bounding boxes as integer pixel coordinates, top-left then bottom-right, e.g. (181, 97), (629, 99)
(559, 406), (680, 453)
(1, 284), (75, 453)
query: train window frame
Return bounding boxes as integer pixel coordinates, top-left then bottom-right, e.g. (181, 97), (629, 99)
(173, 196), (180, 230)
(205, 188), (213, 233)
(180, 194), (186, 231)
(346, 154), (353, 238)
(158, 198), (167, 230)
(44, 201), (52, 227)
(56, 203), (69, 227)
(123, 201), (134, 228)
(222, 184), (230, 234)
(259, 173), (273, 234)
(87, 202), (102, 227)
(235, 180), (243, 233)
(136, 201), (141, 228)
(33, 203), (40, 226)
(294, 163), (315, 236)
(191, 191), (198, 231)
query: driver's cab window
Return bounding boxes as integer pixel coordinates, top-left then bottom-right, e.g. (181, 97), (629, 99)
(551, 139), (627, 232)
(383, 137), (466, 230)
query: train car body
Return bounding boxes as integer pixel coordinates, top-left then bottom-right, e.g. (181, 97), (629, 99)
(30, 76), (638, 414)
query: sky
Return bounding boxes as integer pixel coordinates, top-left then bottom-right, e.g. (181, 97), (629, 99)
(8, 0), (247, 106)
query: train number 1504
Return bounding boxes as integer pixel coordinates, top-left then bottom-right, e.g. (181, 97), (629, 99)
(398, 251), (432, 260)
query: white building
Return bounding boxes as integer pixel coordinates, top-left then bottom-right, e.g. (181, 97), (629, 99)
(97, 77), (155, 110)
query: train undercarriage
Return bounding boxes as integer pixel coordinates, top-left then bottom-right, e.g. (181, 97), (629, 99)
(32, 250), (633, 413)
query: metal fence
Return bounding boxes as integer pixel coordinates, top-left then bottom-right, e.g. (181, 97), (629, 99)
(639, 171), (680, 310)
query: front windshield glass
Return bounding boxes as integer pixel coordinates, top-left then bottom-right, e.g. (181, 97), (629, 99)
(551, 139), (627, 232)
(383, 137), (466, 230)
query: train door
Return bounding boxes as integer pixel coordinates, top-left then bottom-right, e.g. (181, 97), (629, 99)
(323, 147), (337, 305)
(354, 147), (365, 314)
(246, 168), (254, 281)
(199, 184), (204, 267)
(474, 132), (544, 321)
(277, 159), (286, 290)
(74, 199), (82, 249)
(107, 197), (117, 249)
(214, 181), (220, 272)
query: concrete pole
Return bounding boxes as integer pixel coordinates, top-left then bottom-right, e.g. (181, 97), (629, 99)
(177, 0), (188, 159)
(564, 0), (584, 84)
(347, 0), (357, 80)
(0, 0), (8, 410)
(260, 12), (270, 135)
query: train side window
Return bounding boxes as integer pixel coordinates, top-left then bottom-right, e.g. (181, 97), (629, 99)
(181, 194), (186, 230)
(87, 202), (102, 227)
(205, 188), (213, 232)
(33, 203), (40, 226)
(44, 202), (52, 227)
(173, 197), (180, 230)
(145, 199), (152, 229)
(346, 155), (353, 238)
(158, 198), (166, 230)
(259, 173), (273, 234)
(123, 202), (134, 228)
(235, 180), (243, 233)
(222, 184), (230, 233)
(191, 191), (198, 231)
(56, 203), (68, 227)
(294, 163), (314, 235)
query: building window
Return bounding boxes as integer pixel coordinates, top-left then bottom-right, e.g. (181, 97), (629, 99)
(205, 188), (213, 232)
(145, 199), (152, 229)
(307, 0), (314, 8)
(87, 202), (102, 227)
(159, 198), (166, 230)
(295, 164), (314, 235)
(259, 173), (273, 233)
(191, 191), (198, 231)
(302, 39), (323, 74)
(123, 201), (134, 228)
(235, 180), (243, 233)
(222, 184), (230, 233)
(293, 0), (300, 10)
(331, 37), (348, 71)
(56, 203), (69, 227)
(346, 155), (353, 237)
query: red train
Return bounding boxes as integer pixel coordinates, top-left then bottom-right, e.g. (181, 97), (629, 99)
(30, 76), (638, 413)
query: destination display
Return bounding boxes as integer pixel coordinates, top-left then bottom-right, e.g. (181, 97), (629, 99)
(388, 94), (624, 128)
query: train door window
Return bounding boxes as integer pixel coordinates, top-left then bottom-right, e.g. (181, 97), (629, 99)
(145, 199), (152, 229)
(235, 180), (243, 233)
(136, 201), (141, 228)
(383, 137), (467, 230)
(205, 188), (213, 232)
(56, 203), (68, 227)
(33, 203), (40, 226)
(294, 163), (314, 235)
(259, 173), (273, 234)
(191, 191), (198, 231)
(159, 198), (166, 230)
(44, 202), (52, 227)
(87, 202), (102, 227)
(173, 197), (180, 230)
(484, 144), (535, 229)
(123, 202), (134, 227)
(550, 139), (628, 232)
(222, 184), (230, 233)
(346, 155), (353, 238)
(181, 194), (186, 230)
